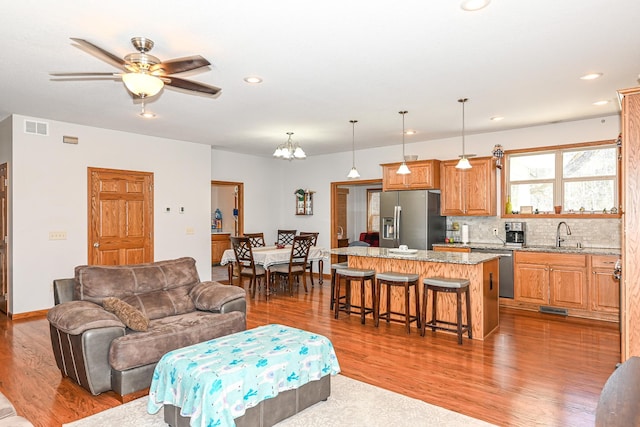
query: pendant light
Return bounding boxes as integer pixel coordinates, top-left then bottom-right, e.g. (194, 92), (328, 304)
(396, 111), (411, 175)
(347, 120), (360, 179)
(455, 98), (474, 169)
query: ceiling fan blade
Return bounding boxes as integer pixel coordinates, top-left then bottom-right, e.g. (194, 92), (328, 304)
(49, 72), (120, 77)
(163, 76), (221, 96)
(150, 55), (211, 75)
(70, 38), (128, 71)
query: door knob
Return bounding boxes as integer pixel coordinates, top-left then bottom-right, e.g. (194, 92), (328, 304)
(93, 242), (100, 248)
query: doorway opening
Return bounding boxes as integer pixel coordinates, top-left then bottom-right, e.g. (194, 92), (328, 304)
(330, 179), (382, 253)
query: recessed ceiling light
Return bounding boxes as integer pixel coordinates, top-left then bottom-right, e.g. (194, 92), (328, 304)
(404, 130), (417, 135)
(244, 76), (263, 84)
(593, 100), (610, 106)
(580, 73), (603, 80)
(490, 116), (504, 121)
(460, 0), (491, 11)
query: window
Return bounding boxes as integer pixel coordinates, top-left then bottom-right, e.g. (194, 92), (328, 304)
(506, 143), (618, 214)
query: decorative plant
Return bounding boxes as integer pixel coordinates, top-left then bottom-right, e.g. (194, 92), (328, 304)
(295, 189), (305, 199)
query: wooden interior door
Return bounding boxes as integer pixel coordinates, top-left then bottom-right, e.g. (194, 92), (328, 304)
(0, 163), (7, 314)
(88, 168), (154, 265)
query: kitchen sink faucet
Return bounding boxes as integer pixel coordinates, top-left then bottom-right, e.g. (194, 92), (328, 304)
(556, 221), (572, 247)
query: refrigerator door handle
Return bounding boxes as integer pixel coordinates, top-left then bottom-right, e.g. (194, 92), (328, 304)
(394, 205), (401, 244)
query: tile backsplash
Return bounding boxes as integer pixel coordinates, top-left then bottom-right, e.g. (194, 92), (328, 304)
(447, 216), (621, 249)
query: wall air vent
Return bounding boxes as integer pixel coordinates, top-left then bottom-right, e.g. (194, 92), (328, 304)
(24, 120), (48, 136)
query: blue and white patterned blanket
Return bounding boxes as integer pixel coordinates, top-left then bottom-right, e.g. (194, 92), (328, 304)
(147, 324), (341, 427)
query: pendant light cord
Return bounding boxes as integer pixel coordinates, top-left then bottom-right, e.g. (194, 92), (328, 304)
(458, 98), (468, 157)
(350, 120), (358, 167)
(399, 110), (408, 158)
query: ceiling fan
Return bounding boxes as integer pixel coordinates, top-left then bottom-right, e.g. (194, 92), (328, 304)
(51, 37), (221, 98)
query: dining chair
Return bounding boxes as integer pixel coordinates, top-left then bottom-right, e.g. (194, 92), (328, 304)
(276, 229), (297, 246)
(270, 235), (314, 295)
(230, 236), (265, 298)
(243, 232), (266, 248)
(299, 232), (320, 286)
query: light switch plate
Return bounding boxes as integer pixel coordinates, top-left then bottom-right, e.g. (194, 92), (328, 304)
(186, 227), (195, 235)
(49, 231), (67, 240)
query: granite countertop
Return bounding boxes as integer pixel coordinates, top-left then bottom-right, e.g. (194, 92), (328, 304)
(329, 246), (501, 265)
(432, 242), (621, 256)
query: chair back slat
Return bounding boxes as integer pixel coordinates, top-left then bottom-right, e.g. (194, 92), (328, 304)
(230, 236), (255, 269)
(244, 232), (266, 248)
(277, 229), (297, 246)
(290, 235), (314, 267)
(299, 231), (319, 246)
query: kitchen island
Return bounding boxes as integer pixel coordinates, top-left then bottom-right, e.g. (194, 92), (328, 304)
(330, 247), (501, 340)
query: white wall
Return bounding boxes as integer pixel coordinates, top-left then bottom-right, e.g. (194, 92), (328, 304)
(248, 115), (620, 275)
(9, 115), (212, 315)
(3, 112), (619, 315)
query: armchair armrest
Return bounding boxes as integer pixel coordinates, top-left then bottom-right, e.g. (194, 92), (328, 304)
(47, 300), (126, 395)
(47, 300), (124, 335)
(190, 281), (246, 314)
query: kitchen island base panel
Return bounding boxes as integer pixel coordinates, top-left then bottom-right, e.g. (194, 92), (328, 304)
(348, 256), (499, 340)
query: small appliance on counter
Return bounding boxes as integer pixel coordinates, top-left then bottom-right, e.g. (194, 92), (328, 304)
(505, 222), (526, 246)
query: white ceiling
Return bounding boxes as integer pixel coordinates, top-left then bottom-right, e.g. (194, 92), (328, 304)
(1, 1), (639, 158)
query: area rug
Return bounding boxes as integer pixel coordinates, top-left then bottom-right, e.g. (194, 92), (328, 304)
(64, 375), (495, 427)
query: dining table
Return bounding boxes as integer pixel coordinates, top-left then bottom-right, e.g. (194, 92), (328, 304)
(220, 245), (330, 294)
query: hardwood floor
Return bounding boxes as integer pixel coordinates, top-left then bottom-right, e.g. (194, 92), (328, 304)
(0, 269), (620, 427)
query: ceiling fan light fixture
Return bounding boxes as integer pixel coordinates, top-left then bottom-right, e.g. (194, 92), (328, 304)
(122, 72), (164, 97)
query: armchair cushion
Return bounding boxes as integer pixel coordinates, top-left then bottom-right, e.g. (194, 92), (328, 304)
(47, 300), (124, 335)
(120, 286), (195, 320)
(102, 297), (149, 332)
(190, 281), (246, 312)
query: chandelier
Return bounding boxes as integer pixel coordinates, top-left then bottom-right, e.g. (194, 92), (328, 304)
(273, 132), (306, 160)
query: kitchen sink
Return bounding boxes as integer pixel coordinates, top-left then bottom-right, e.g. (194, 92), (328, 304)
(524, 245), (584, 252)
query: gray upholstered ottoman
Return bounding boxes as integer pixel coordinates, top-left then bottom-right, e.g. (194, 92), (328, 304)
(148, 324), (341, 427)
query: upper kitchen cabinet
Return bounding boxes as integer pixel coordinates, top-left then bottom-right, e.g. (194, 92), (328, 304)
(380, 160), (440, 191)
(440, 157), (497, 216)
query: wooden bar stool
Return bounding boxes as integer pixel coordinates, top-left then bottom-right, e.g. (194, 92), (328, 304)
(375, 271), (421, 334)
(421, 277), (472, 344)
(330, 262), (348, 311)
(334, 268), (376, 324)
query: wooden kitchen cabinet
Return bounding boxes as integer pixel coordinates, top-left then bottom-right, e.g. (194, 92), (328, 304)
(590, 255), (620, 315)
(440, 157), (496, 216)
(211, 233), (231, 265)
(381, 160), (440, 191)
(514, 251), (587, 310)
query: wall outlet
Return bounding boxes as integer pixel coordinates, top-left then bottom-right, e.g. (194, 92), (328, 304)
(49, 231), (67, 240)
(492, 228), (499, 236)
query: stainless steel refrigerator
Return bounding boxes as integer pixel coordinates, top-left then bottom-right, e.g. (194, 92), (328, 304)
(379, 190), (446, 250)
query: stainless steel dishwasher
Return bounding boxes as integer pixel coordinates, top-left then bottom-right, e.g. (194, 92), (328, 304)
(471, 248), (514, 298)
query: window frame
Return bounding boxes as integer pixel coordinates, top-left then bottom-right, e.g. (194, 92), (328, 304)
(502, 139), (621, 218)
